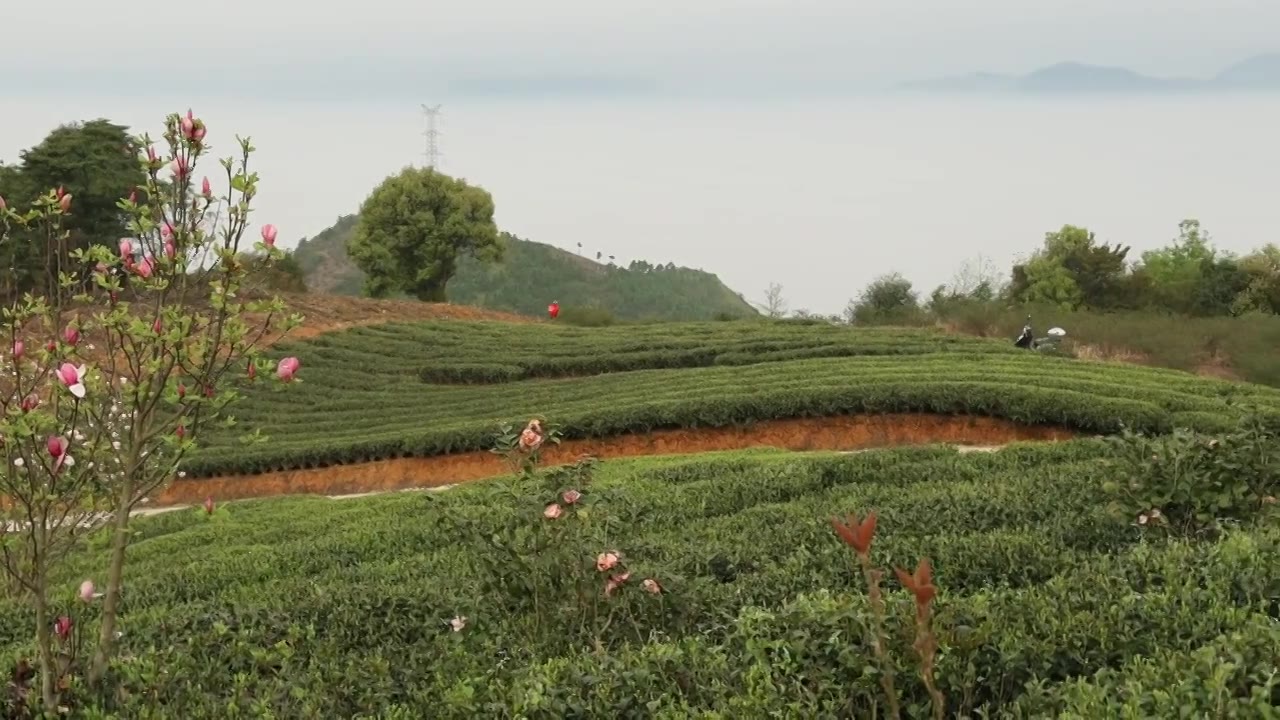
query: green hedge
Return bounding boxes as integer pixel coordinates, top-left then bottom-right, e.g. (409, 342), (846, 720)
(304, 320), (1024, 386)
(186, 366), (1279, 477)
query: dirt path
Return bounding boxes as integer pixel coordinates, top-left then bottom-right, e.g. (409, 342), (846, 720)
(156, 415), (1071, 507)
(123, 439), (1020, 522)
(128, 483), (463, 519)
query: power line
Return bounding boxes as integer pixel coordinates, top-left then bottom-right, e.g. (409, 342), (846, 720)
(421, 104), (442, 170)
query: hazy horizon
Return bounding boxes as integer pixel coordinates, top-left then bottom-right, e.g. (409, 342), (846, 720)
(3, 93), (1276, 315)
(3, 0), (1279, 99)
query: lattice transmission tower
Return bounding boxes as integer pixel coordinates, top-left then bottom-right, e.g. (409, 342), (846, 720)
(421, 104), (443, 170)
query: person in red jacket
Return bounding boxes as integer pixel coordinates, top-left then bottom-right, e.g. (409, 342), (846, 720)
(548, 301), (560, 319)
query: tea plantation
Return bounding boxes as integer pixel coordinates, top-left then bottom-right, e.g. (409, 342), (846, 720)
(4, 319), (1279, 717)
(3, 441), (1277, 716)
(186, 319), (1280, 476)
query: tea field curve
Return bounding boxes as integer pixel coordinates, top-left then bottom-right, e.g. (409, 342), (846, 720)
(184, 319), (1280, 479)
(5, 442), (1277, 716)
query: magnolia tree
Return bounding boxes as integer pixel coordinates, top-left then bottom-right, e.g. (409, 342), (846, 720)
(0, 109), (302, 710)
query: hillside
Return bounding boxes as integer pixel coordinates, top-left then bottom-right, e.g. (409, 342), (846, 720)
(176, 319), (1280, 484)
(7, 316), (1280, 716)
(899, 53), (1280, 94)
(293, 214), (758, 321)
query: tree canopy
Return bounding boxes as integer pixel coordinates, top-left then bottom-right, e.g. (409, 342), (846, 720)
(846, 272), (922, 324)
(347, 168), (502, 302)
(0, 119), (148, 295)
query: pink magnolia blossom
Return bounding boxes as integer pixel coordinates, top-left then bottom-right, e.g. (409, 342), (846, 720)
(642, 578), (664, 595)
(153, 317), (163, 334)
(519, 419), (545, 452)
(44, 341), (55, 353)
(183, 111), (207, 142)
(276, 356), (300, 382)
(146, 146), (159, 163)
(562, 489), (582, 505)
(201, 176), (212, 197)
(11, 340), (22, 360)
(118, 238), (133, 259)
(135, 256), (155, 278)
(247, 361), (256, 379)
(177, 383), (186, 399)
(261, 224), (278, 247)
(57, 362), (87, 398)
(605, 571), (632, 597)
(63, 325), (79, 346)
(596, 552), (620, 572)
(519, 428), (542, 451)
(79, 579), (100, 602)
(54, 616), (72, 641)
(128, 189), (138, 204)
(0, 195), (6, 211)
(21, 395), (38, 413)
(543, 503), (563, 519)
(171, 156), (190, 179)
(55, 186), (65, 200)
(58, 193), (73, 213)
(47, 435), (73, 473)
(161, 222), (174, 241)
(176, 424), (186, 440)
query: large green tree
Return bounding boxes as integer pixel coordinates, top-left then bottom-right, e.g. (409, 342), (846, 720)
(1006, 224), (1134, 310)
(1233, 244), (1280, 314)
(1137, 219), (1223, 314)
(0, 119), (148, 295)
(347, 167), (502, 302)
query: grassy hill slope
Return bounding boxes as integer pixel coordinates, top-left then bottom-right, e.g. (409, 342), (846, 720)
(293, 214), (757, 321)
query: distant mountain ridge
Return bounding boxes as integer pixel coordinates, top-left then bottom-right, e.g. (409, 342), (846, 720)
(901, 53), (1280, 94)
(293, 215), (758, 322)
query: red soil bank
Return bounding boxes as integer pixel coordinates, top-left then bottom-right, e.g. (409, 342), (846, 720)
(155, 414), (1075, 506)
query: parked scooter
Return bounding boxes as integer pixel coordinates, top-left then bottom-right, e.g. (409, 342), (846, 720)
(1013, 316), (1066, 352)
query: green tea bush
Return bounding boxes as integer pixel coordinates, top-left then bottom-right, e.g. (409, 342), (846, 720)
(184, 344), (1280, 477)
(3, 437), (1276, 716)
(1102, 409), (1280, 536)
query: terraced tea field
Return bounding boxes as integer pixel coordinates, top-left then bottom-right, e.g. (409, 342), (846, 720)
(8, 441), (1277, 717)
(185, 319), (1280, 481)
(5, 317), (1279, 717)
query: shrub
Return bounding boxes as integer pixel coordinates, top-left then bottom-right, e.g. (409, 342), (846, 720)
(557, 305), (615, 326)
(1101, 409), (1280, 536)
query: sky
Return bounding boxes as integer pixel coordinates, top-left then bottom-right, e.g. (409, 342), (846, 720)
(4, 0), (1279, 100)
(2, 1), (1279, 314)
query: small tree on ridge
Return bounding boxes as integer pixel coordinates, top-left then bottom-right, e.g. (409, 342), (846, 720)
(347, 167), (503, 302)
